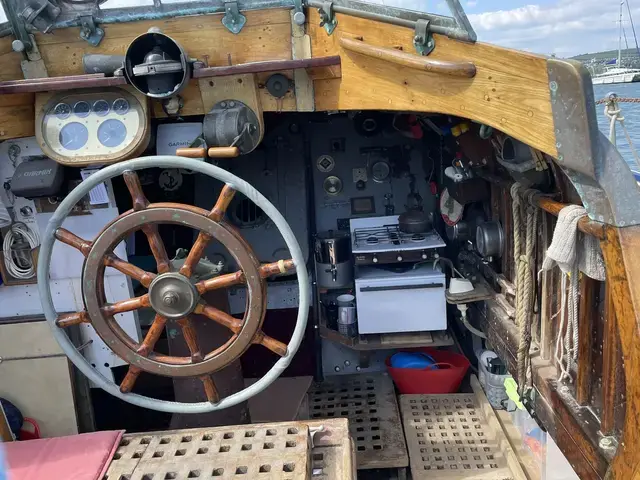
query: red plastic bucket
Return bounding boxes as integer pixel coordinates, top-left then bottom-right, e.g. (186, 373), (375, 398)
(386, 348), (470, 394)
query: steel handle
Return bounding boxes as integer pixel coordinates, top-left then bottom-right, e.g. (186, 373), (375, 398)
(339, 37), (476, 78)
(359, 283), (444, 292)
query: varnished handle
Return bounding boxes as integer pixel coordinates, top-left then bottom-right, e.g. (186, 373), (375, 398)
(339, 37), (476, 78)
(176, 146), (240, 159)
(176, 147), (206, 158)
(208, 147), (240, 158)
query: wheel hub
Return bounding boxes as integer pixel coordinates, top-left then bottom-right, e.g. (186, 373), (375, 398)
(148, 272), (199, 319)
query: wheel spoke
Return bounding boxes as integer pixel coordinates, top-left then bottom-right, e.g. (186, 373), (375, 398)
(101, 294), (150, 316)
(200, 375), (220, 403)
(123, 171), (170, 273)
(195, 270), (245, 294)
(120, 314), (167, 393)
(179, 232), (213, 278)
(56, 311), (90, 328)
(141, 224), (171, 274)
(253, 331), (288, 356)
(259, 259), (295, 278)
(104, 254), (156, 288)
(55, 228), (92, 255)
(177, 316), (204, 363)
(195, 303), (242, 333)
(55, 228), (156, 288)
(209, 184), (236, 222)
(123, 171), (149, 211)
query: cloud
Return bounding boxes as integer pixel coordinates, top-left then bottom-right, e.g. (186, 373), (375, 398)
(468, 0), (638, 56)
(466, 0), (478, 7)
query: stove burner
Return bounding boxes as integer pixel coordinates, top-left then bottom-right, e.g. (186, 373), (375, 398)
(366, 236), (379, 245)
(411, 233), (426, 242)
(389, 232), (400, 245)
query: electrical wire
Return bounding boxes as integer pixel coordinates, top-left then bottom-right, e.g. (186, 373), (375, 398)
(3, 223), (40, 279)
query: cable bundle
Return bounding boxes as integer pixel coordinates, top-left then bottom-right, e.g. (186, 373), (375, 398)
(2, 222), (40, 279)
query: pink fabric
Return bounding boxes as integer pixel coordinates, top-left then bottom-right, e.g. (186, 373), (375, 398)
(4, 430), (124, 480)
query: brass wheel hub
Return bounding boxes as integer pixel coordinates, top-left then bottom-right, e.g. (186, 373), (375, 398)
(148, 272), (199, 319)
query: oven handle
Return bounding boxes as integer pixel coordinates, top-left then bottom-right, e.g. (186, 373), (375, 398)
(359, 283), (444, 292)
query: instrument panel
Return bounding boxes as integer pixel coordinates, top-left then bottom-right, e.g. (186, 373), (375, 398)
(36, 88), (150, 166)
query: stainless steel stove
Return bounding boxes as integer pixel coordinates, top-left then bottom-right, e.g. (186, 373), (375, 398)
(350, 215), (445, 265)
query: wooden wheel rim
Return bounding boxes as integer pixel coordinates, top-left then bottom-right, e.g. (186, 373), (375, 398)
(83, 206), (264, 377)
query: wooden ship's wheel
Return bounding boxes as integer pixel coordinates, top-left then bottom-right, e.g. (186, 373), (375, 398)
(37, 156), (309, 413)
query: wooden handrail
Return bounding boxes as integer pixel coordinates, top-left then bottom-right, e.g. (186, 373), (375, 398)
(339, 37), (476, 78)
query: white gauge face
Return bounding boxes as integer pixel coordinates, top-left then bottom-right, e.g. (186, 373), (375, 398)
(113, 98), (130, 115)
(40, 89), (146, 164)
(98, 119), (127, 148)
(74, 101), (91, 118)
(93, 100), (110, 117)
(54, 103), (71, 119)
(59, 122), (89, 150)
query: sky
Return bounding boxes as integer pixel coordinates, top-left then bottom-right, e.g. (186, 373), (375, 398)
(0, 0), (636, 58)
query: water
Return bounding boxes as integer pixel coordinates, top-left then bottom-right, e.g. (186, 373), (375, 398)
(593, 83), (640, 172)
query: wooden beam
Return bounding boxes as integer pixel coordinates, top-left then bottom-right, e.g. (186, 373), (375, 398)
(192, 55), (341, 79)
(576, 276), (598, 405)
(601, 281), (622, 435)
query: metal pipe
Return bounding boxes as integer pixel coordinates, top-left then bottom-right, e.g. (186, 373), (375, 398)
(307, 0), (471, 40)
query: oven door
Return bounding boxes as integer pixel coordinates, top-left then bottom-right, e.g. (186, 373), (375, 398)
(355, 271), (446, 334)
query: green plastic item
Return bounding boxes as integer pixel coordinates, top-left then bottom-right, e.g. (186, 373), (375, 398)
(504, 377), (525, 410)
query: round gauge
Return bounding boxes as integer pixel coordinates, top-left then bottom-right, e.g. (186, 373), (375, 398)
(371, 160), (391, 183)
(113, 98), (130, 115)
(53, 103), (71, 120)
(98, 119), (128, 148)
(323, 175), (343, 196)
(92, 100), (110, 117)
(73, 101), (91, 118)
(59, 122), (89, 151)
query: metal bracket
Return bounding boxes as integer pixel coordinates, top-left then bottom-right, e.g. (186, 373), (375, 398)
(79, 16), (105, 47)
(20, 0), (60, 34)
(413, 19), (435, 55)
(318, 1), (337, 36)
(292, 0), (305, 26)
(2, 0), (33, 53)
(222, 1), (246, 34)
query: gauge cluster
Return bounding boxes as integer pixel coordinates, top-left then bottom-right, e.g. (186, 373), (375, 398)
(36, 88), (150, 166)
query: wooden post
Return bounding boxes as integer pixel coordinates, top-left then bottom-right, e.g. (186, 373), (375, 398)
(601, 281), (621, 435)
(576, 275), (597, 405)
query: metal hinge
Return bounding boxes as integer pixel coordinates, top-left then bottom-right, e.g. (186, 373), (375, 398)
(413, 19), (435, 56)
(79, 16), (105, 47)
(222, 1), (246, 34)
(20, 0), (60, 34)
(318, 1), (337, 35)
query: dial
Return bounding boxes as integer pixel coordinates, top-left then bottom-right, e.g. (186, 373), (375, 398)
(73, 101), (91, 118)
(59, 122), (89, 151)
(92, 100), (110, 117)
(113, 98), (130, 115)
(98, 119), (127, 148)
(53, 103), (71, 120)
(371, 160), (390, 183)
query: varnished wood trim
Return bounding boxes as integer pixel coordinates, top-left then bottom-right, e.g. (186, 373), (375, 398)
(576, 276), (597, 405)
(339, 37), (476, 78)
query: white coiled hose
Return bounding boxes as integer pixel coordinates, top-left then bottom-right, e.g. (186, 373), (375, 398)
(3, 222), (40, 279)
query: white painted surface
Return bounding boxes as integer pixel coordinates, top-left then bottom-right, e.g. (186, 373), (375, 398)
(0, 137), (141, 382)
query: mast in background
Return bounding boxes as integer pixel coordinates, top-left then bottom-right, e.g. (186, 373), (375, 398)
(620, 1), (624, 65)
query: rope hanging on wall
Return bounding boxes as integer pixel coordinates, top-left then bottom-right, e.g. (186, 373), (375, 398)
(510, 183), (538, 396)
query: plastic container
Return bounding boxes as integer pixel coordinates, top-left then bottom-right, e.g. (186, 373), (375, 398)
(477, 350), (510, 409)
(386, 348), (470, 394)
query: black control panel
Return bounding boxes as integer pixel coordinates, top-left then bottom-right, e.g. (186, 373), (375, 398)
(353, 248), (442, 265)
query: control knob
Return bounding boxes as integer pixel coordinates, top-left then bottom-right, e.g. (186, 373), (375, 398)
(372, 256), (378, 263)
(421, 253), (428, 260)
(396, 255), (403, 262)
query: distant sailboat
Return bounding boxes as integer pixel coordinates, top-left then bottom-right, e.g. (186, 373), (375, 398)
(592, 1), (640, 84)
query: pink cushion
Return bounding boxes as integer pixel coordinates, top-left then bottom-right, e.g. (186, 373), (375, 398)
(4, 430), (123, 480)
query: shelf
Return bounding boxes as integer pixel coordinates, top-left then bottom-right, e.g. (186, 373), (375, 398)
(319, 323), (453, 351)
(445, 275), (495, 304)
